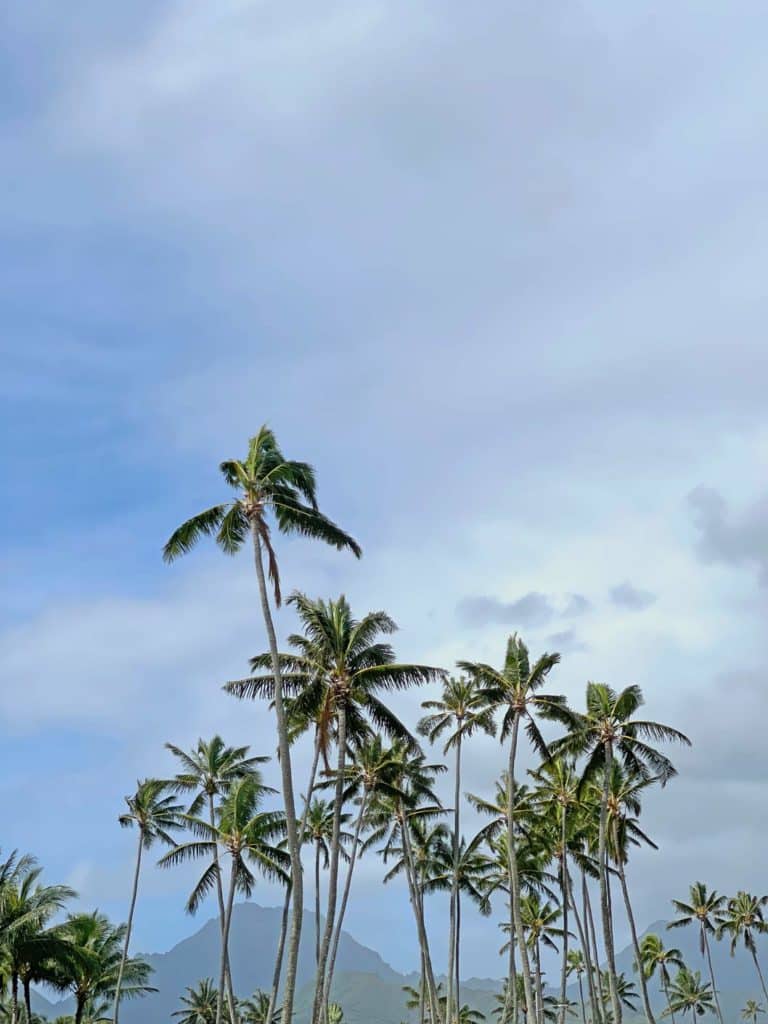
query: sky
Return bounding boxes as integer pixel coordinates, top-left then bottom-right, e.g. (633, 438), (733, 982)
(2, 0), (768, 982)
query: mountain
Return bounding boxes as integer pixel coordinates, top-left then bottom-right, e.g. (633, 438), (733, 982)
(33, 905), (768, 1022)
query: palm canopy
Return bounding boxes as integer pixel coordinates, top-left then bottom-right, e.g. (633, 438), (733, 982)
(172, 978), (219, 1023)
(418, 675), (496, 752)
(165, 736), (269, 817)
(663, 968), (715, 1018)
(226, 593), (441, 747)
(238, 989), (281, 1023)
(716, 891), (768, 956)
(742, 1000), (766, 1022)
(639, 934), (685, 984)
(668, 882), (726, 952)
(119, 779), (184, 848)
(552, 683), (690, 788)
(162, 426), (361, 605)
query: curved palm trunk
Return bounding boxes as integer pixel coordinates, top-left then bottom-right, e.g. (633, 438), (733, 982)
(508, 717), (537, 1024)
(208, 794), (239, 1024)
(75, 994), (86, 1024)
(558, 810), (569, 1024)
(268, 736), (321, 1024)
(113, 832), (144, 1024)
(568, 867), (602, 1024)
(312, 703), (348, 1024)
(582, 875), (605, 1023)
(252, 528), (303, 1024)
(749, 948), (768, 1003)
(217, 860), (238, 1024)
(598, 743), (621, 1024)
(446, 735), (462, 1024)
(612, 827), (655, 1024)
(701, 928), (724, 1024)
(401, 804), (444, 1024)
(323, 791), (369, 1004)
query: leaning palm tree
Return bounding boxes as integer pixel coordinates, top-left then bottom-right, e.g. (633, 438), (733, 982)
(662, 969), (715, 1020)
(418, 675), (495, 1022)
(159, 777), (289, 1024)
(172, 978), (219, 1023)
(227, 592), (440, 1024)
(742, 1000), (766, 1023)
(639, 934), (685, 1023)
(554, 683), (690, 1024)
(717, 892), (768, 1003)
(166, 736), (268, 1022)
(459, 633), (569, 1024)
(163, 426), (361, 1024)
(113, 779), (183, 1024)
(668, 884), (726, 1024)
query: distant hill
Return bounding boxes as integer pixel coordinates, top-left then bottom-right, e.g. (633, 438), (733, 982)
(33, 905), (768, 1022)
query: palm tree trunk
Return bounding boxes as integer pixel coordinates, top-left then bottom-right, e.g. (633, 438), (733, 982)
(702, 929), (724, 1024)
(323, 791), (370, 1005)
(750, 948), (768, 1003)
(419, 951), (426, 1024)
(10, 973), (18, 1024)
(582, 871), (604, 1023)
(401, 803), (444, 1024)
(612, 828), (655, 1024)
(312, 702), (348, 1024)
(315, 843), (322, 965)
(508, 717), (537, 1024)
(217, 860), (238, 1024)
(209, 794), (239, 1024)
(455, 888), (462, 1019)
(598, 743), (621, 1024)
(23, 978), (33, 1024)
(534, 939), (545, 1024)
(446, 734), (462, 1024)
(268, 736), (321, 1024)
(577, 975), (586, 1024)
(252, 527), (303, 1024)
(558, 809), (569, 1024)
(568, 867), (602, 1024)
(662, 976), (675, 1024)
(503, 897), (518, 1024)
(75, 995), (85, 1024)
(113, 831), (144, 1024)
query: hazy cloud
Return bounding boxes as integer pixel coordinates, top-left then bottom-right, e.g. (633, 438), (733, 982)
(457, 592), (555, 628)
(610, 581), (657, 611)
(563, 593), (592, 617)
(545, 629), (587, 653)
(689, 485), (768, 583)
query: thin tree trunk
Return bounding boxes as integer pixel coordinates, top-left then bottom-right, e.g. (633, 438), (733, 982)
(612, 827), (655, 1024)
(455, 889), (462, 1019)
(568, 867), (602, 1024)
(10, 973), (18, 1024)
(23, 978), (32, 1024)
(534, 939), (545, 1024)
(583, 875), (604, 1023)
(113, 832), (143, 1024)
(662, 976), (675, 1024)
(323, 792), (370, 1004)
(508, 717), (537, 1024)
(559, 809), (569, 1024)
(503, 895), (519, 1024)
(75, 995), (85, 1024)
(208, 793), (238, 1024)
(252, 527), (303, 1024)
(217, 860), (238, 1024)
(315, 843), (322, 965)
(446, 733), (462, 1024)
(419, 951), (426, 1024)
(312, 702), (348, 1023)
(598, 743), (621, 1024)
(401, 804), (443, 1024)
(702, 929), (724, 1024)
(577, 975), (586, 1024)
(268, 735), (321, 1024)
(750, 949), (768, 1003)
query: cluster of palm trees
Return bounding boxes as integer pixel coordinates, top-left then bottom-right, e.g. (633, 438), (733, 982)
(0, 850), (153, 1023)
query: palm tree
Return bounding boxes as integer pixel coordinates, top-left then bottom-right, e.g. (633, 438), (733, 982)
(113, 779), (182, 1024)
(227, 592), (440, 1024)
(239, 989), (282, 1023)
(518, 893), (566, 1023)
(566, 950), (587, 1024)
(159, 777), (289, 1024)
(601, 972), (639, 1018)
(459, 633), (568, 1024)
(639, 935), (685, 1023)
(717, 892), (768, 1002)
(304, 798), (352, 967)
(166, 736), (268, 1023)
(172, 979), (219, 1023)
(56, 911), (155, 1024)
(554, 683), (690, 1024)
(418, 675), (495, 1022)
(328, 1005), (344, 1024)
(741, 1000), (766, 1023)
(668, 883), (726, 1024)
(662, 969), (715, 1020)
(163, 426), (361, 1024)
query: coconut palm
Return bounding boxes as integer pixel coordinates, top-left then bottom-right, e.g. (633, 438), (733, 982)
(227, 592), (440, 1024)
(418, 675), (496, 1021)
(113, 779), (183, 1024)
(518, 893), (566, 1023)
(662, 969), (714, 1020)
(459, 633), (569, 1024)
(163, 426), (361, 1024)
(304, 798), (352, 967)
(238, 989), (282, 1023)
(172, 978), (219, 1023)
(328, 1005), (344, 1024)
(601, 972), (639, 1017)
(159, 777), (289, 1024)
(566, 950), (587, 1024)
(668, 884), (726, 1024)
(717, 892), (768, 1003)
(554, 683), (690, 1024)
(639, 935), (685, 1023)
(741, 1000), (766, 1023)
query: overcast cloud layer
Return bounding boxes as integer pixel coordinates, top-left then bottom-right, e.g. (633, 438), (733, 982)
(2, 1), (768, 977)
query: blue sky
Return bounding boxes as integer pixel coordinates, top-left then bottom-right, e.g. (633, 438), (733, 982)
(3, 1), (768, 978)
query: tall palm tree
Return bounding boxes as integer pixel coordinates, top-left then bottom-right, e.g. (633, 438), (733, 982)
(517, 893), (565, 1023)
(159, 777), (289, 1024)
(662, 969), (715, 1020)
(460, 633), (568, 1024)
(554, 683), (690, 1024)
(227, 592), (440, 1024)
(639, 935), (685, 1023)
(163, 426), (361, 1024)
(56, 911), (155, 1024)
(717, 892), (768, 1003)
(418, 675), (496, 1022)
(166, 736), (268, 1023)
(172, 978), (219, 1023)
(742, 1000), (766, 1023)
(113, 779), (182, 1024)
(304, 798), (352, 967)
(668, 883), (726, 1024)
